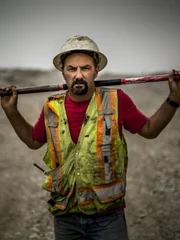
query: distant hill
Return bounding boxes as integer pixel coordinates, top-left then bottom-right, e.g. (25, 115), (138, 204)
(0, 68), (180, 240)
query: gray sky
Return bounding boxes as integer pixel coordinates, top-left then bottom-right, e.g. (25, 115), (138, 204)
(0, 0), (180, 75)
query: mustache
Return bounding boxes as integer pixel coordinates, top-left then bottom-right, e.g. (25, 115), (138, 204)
(72, 79), (87, 85)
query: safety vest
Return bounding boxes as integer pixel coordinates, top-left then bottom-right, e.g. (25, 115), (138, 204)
(42, 88), (128, 215)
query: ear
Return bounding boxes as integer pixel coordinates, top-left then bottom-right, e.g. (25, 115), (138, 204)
(94, 67), (99, 79)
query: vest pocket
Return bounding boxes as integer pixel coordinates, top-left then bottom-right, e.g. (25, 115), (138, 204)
(43, 166), (74, 196)
(92, 177), (126, 204)
(49, 192), (73, 211)
(43, 167), (75, 211)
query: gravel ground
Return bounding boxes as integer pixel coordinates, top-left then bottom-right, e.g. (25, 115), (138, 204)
(0, 69), (180, 240)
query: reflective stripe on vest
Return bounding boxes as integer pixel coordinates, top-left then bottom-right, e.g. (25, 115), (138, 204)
(48, 107), (59, 166)
(99, 90), (115, 184)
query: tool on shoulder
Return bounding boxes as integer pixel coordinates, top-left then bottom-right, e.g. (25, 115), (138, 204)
(1, 72), (180, 96)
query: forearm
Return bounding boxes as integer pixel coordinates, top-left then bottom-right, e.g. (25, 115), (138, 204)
(140, 99), (177, 139)
(5, 109), (41, 149)
(150, 99), (177, 136)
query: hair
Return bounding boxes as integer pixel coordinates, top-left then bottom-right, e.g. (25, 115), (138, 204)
(60, 50), (99, 70)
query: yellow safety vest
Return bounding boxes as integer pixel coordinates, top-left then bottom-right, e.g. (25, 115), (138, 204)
(42, 88), (128, 215)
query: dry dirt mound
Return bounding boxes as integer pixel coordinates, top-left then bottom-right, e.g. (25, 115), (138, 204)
(0, 69), (180, 240)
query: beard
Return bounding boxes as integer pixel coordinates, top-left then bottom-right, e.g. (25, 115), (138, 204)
(70, 79), (89, 96)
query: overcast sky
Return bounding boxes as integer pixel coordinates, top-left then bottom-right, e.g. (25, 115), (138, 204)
(0, 0), (180, 76)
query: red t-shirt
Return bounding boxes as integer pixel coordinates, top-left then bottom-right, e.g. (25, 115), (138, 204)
(32, 89), (148, 143)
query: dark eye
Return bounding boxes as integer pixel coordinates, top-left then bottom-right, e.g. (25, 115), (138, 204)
(67, 66), (76, 71)
(83, 66), (90, 70)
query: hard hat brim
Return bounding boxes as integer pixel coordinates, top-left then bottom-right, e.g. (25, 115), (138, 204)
(53, 49), (108, 72)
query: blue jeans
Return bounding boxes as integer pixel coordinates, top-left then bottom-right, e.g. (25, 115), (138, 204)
(54, 209), (129, 240)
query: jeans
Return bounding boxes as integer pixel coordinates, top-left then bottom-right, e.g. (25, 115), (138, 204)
(54, 209), (129, 240)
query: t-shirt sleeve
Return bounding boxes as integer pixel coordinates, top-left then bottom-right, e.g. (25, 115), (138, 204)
(32, 106), (47, 143)
(118, 90), (148, 134)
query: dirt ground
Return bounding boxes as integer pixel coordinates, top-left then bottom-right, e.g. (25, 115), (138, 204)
(0, 69), (180, 240)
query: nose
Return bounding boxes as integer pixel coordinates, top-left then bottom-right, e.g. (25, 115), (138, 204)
(75, 68), (83, 79)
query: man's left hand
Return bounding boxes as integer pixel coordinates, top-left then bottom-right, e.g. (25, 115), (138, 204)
(168, 69), (180, 103)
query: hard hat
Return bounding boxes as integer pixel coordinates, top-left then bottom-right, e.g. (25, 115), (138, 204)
(53, 35), (108, 71)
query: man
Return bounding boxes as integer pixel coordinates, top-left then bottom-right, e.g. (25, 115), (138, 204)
(1, 35), (180, 240)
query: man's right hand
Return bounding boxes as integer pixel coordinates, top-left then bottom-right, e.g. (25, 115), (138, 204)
(0, 85), (44, 150)
(0, 85), (18, 116)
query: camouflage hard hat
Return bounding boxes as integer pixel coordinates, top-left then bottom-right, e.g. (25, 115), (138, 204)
(53, 35), (108, 71)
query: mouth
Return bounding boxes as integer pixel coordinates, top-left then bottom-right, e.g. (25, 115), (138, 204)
(73, 84), (85, 88)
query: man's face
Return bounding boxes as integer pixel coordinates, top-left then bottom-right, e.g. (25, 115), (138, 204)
(62, 53), (99, 96)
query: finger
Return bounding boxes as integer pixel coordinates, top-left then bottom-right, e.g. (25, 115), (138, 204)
(11, 85), (18, 99)
(173, 69), (180, 76)
(169, 70), (174, 82)
(0, 87), (10, 98)
(173, 69), (177, 76)
(11, 85), (17, 93)
(0, 85), (16, 98)
(176, 70), (180, 76)
(1, 86), (12, 91)
(168, 69), (177, 90)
